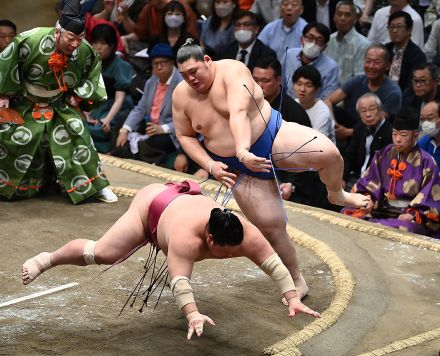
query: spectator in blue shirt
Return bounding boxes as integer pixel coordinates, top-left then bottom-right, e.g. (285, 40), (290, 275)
(282, 22), (339, 100)
(257, 0), (307, 61)
(419, 100), (440, 168)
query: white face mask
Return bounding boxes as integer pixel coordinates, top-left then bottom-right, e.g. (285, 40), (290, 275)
(165, 14), (185, 28)
(302, 41), (322, 59)
(215, 3), (234, 18)
(234, 29), (253, 44)
(421, 120), (440, 137)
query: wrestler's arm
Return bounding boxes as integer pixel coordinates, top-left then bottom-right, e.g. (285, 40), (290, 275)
(240, 221), (321, 319)
(224, 62), (271, 172)
(167, 233), (216, 339)
(172, 86), (237, 187)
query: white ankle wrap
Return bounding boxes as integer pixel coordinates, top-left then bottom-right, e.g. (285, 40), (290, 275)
(170, 276), (195, 310)
(260, 253), (296, 294)
(83, 240), (97, 265)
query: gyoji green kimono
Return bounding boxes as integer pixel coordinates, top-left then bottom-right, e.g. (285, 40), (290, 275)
(0, 27), (110, 204)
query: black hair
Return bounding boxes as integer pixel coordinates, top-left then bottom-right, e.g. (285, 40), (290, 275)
(208, 208), (243, 246)
(90, 23), (118, 50)
(412, 62), (439, 80)
(388, 10), (413, 29)
(233, 10), (258, 25)
(292, 65), (322, 88)
(365, 44), (391, 63)
(302, 22), (330, 44)
(176, 38), (206, 63)
(210, 0), (239, 32)
(0, 19), (17, 33)
(253, 56), (282, 77)
(162, 0), (188, 34)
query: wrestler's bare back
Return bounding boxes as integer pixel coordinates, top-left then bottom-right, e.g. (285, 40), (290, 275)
(173, 59), (272, 157)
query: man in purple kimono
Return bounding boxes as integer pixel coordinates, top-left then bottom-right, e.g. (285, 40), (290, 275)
(342, 106), (440, 238)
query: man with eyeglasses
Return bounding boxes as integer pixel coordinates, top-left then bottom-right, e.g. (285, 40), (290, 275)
(403, 63), (440, 117)
(385, 11), (426, 92)
(221, 10), (277, 72)
(342, 93), (392, 191)
(282, 22), (339, 100)
(342, 106), (440, 239)
(257, 0), (307, 62)
(367, 0), (424, 49)
(114, 43), (183, 165)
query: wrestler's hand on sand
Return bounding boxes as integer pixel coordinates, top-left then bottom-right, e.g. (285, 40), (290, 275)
(186, 311), (216, 340)
(287, 297), (321, 319)
(239, 151), (271, 173)
(211, 162), (237, 188)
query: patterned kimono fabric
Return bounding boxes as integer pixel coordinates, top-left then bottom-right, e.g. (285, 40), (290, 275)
(0, 27), (110, 204)
(342, 144), (440, 238)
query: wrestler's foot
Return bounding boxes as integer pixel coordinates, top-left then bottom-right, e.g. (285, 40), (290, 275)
(22, 252), (52, 285)
(327, 190), (371, 208)
(282, 273), (309, 305)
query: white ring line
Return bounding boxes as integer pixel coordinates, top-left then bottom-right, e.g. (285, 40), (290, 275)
(0, 282), (78, 308)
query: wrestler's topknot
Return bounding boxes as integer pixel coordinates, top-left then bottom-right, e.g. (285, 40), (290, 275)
(176, 39), (205, 64)
(208, 208), (243, 246)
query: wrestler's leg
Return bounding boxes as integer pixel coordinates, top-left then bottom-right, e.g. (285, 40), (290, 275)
(272, 122), (370, 208)
(233, 176), (308, 298)
(22, 186), (154, 285)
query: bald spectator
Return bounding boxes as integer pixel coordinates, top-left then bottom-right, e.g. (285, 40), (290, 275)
(367, 0), (424, 49)
(257, 0), (307, 61)
(0, 19), (16, 52)
(325, 1), (371, 84)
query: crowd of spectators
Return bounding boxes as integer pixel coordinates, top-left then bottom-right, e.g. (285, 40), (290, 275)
(3, 0), (440, 238)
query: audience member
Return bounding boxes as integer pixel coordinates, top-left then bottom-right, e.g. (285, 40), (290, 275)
(121, 0), (198, 50)
(200, 0), (239, 59)
(292, 65), (335, 142)
(257, 0), (307, 62)
(368, 0), (424, 49)
(355, 0), (375, 28)
(221, 10), (277, 71)
(325, 0), (371, 84)
(342, 106), (440, 238)
(149, 0), (199, 58)
(418, 100), (440, 167)
(283, 22), (339, 100)
(385, 11), (426, 92)
(252, 57), (311, 126)
(424, 17), (440, 63)
(114, 43), (182, 165)
(343, 93), (393, 190)
(0, 19), (16, 52)
(92, 0), (135, 35)
(403, 63), (440, 116)
(325, 45), (401, 149)
(302, 0), (338, 33)
(250, 0), (281, 25)
(86, 24), (134, 153)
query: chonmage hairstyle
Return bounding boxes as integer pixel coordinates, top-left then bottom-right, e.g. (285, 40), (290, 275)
(208, 208), (244, 246)
(176, 38), (206, 64)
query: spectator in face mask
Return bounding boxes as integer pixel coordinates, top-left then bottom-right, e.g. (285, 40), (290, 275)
(150, 0), (199, 58)
(418, 101), (440, 168)
(200, 0), (240, 59)
(220, 10), (276, 71)
(282, 22), (340, 100)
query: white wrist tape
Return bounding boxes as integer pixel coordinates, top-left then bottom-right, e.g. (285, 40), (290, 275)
(170, 276), (195, 310)
(83, 240), (97, 265)
(260, 253), (296, 294)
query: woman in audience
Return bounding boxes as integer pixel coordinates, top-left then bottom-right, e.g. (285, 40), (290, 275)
(200, 0), (239, 59)
(87, 23), (134, 153)
(150, 0), (199, 58)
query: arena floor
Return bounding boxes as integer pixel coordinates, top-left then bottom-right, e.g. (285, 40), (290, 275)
(1, 156), (439, 356)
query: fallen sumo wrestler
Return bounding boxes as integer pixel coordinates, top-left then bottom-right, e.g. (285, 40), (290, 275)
(22, 180), (320, 339)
